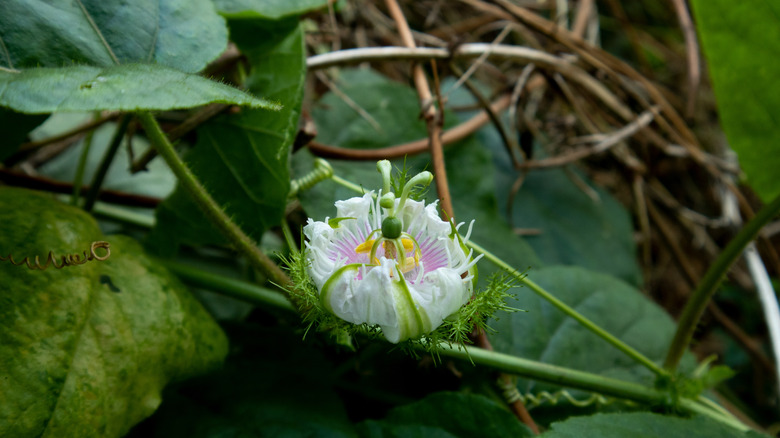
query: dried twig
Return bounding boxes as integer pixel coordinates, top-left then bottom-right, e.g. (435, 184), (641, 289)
(385, 0), (453, 219)
(519, 107), (656, 169)
(307, 94), (511, 160)
(670, 0), (701, 119)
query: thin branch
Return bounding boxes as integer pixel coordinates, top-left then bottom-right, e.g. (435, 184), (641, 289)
(665, 192), (780, 371)
(518, 107), (657, 169)
(670, 0), (701, 119)
(315, 70), (383, 132)
(308, 44), (634, 123)
(136, 112), (291, 290)
(385, 0), (454, 219)
(571, 0), (595, 38)
(444, 25), (512, 98)
(0, 168), (161, 208)
(20, 113), (118, 152)
(307, 94), (511, 160)
(646, 197), (777, 377)
(451, 65), (520, 167)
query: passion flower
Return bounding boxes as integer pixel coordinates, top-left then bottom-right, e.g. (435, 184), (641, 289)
(301, 161), (480, 343)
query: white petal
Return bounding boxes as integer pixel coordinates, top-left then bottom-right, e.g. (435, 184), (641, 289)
(335, 193), (375, 219)
(413, 268), (472, 327)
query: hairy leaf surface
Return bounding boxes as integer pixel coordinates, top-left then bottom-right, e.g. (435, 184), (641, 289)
(0, 64), (277, 114)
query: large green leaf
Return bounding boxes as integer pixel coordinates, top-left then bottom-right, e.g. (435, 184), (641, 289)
(0, 0), (227, 73)
(358, 392), (534, 438)
(0, 64), (277, 114)
(690, 0), (780, 202)
(475, 121), (642, 286)
(127, 326), (357, 438)
(489, 266), (683, 395)
(149, 20), (305, 252)
(540, 412), (765, 438)
(0, 187), (228, 438)
(214, 0), (330, 19)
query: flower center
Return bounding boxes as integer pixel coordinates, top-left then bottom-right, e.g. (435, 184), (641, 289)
(354, 237), (419, 273)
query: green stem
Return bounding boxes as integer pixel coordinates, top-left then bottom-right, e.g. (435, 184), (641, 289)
(136, 111), (291, 289)
(328, 170), (667, 375)
(467, 239), (670, 378)
(281, 219), (299, 255)
(332, 174), (366, 194)
(71, 112), (100, 206)
(160, 259), (296, 312)
(83, 115), (131, 212)
(664, 192), (780, 371)
(163, 255), (746, 431)
(437, 344), (747, 431)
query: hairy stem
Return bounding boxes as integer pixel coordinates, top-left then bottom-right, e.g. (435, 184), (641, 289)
(664, 192), (780, 371)
(466, 240), (670, 378)
(156, 245), (745, 431)
(136, 111), (291, 289)
(161, 259), (295, 312)
(438, 343), (746, 431)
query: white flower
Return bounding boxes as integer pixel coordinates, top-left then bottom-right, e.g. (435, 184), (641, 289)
(303, 191), (479, 343)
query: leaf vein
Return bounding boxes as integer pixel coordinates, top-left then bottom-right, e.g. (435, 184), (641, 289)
(74, 0), (120, 65)
(0, 35), (13, 69)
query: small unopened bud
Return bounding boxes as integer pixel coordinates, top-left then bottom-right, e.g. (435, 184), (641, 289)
(380, 193), (395, 209)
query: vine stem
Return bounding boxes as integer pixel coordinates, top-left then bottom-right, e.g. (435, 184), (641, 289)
(161, 259), (295, 313)
(664, 192), (780, 371)
(326, 171), (667, 376)
(149, 249), (745, 431)
(465, 239), (670, 378)
(436, 344), (747, 431)
(136, 111), (291, 289)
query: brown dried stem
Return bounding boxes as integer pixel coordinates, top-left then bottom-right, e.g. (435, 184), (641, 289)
(384, 0), (454, 219)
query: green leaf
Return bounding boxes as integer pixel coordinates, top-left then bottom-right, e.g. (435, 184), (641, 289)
(214, 0), (330, 19)
(540, 412), (766, 438)
(312, 69), (428, 149)
(484, 137), (641, 286)
(0, 187), (227, 438)
(489, 266), (685, 394)
(0, 0), (227, 73)
(127, 325), (357, 438)
(0, 64), (278, 114)
(149, 20), (305, 252)
(357, 392), (534, 437)
(690, 0), (780, 202)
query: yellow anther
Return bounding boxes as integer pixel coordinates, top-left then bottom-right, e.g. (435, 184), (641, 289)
(354, 239), (375, 253)
(401, 238), (414, 251)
